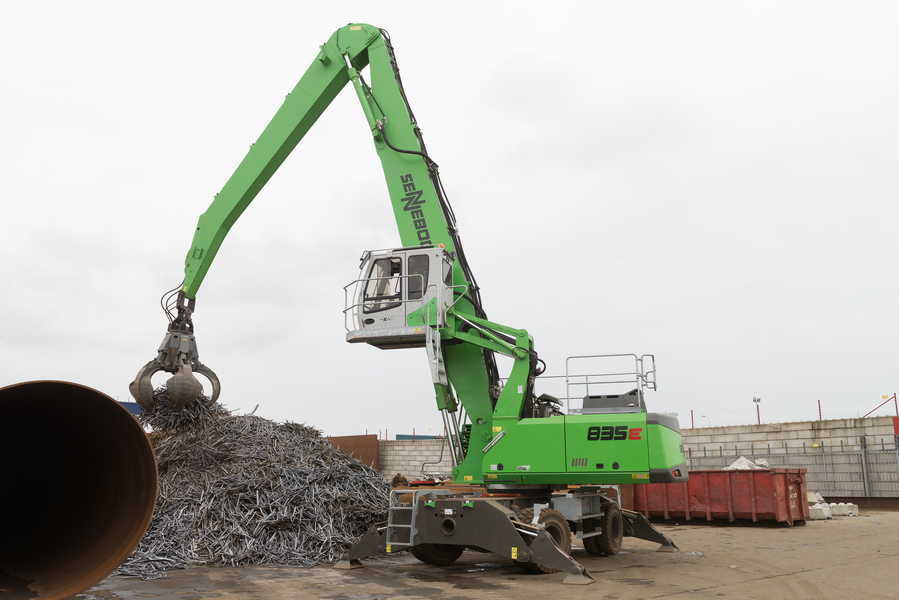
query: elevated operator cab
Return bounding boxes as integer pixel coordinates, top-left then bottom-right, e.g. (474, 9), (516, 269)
(344, 246), (455, 349)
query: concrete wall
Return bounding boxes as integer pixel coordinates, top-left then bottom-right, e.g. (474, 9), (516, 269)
(682, 416), (898, 455)
(378, 438), (454, 479)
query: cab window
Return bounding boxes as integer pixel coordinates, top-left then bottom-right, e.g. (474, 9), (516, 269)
(363, 257), (402, 313)
(443, 259), (453, 287)
(408, 254), (429, 301)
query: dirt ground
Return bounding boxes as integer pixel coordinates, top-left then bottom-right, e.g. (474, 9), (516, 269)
(82, 511), (898, 600)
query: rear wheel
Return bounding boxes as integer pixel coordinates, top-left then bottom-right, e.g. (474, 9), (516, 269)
(514, 507), (572, 573)
(582, 522), (602, 555)
(409, 543), (465, 566)
(597, 503), (623, 556)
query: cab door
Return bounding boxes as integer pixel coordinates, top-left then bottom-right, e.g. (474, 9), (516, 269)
(361, 256), (405, 327)
(405, 253), (430, 326)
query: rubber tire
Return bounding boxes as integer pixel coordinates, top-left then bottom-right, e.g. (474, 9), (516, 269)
(514, 507), (572, 574)
(409, 543), (465, 566)
(582, 524), (602, 556)
(597, 503), (623, 556)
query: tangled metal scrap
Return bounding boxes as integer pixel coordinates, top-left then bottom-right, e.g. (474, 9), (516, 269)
(115, 389), (390, 579)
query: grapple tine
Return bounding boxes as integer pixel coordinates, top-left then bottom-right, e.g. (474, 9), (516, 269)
(130, 359), (163, 412)
(166, 361), (204, 411)
(195, 363), (221, 404)
(138, 289), (217, 412)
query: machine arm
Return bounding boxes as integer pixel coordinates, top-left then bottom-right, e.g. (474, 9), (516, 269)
(185, 25), (413, 297)
(131, 24), (497, 411)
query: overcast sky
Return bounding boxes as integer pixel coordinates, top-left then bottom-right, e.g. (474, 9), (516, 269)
(1, 2), (897, 437)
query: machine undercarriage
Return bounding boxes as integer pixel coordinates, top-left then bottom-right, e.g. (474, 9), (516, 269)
(336, 485), (677, 584)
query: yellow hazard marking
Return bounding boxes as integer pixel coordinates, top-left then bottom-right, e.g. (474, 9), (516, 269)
(386, 544), (392, 553)
(492, 426), (502, 432)
(464, 475), (473, 481)
(488, 474), (497, 479)
(511, 547), (518, 559)
(414, 327), (422, 332)
(632, 473), (649, 479)
(350, 26), (362, 31)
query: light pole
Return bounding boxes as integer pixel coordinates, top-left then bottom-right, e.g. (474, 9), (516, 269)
(701, 414), (711, 427)
(752, 397), (761, 425)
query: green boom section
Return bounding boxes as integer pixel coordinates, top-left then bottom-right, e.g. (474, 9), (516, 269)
(175, 24), (497, 483)
(181, 24), (459, 298)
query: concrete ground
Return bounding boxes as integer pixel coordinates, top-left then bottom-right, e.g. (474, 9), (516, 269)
(82, 511), (898, 600)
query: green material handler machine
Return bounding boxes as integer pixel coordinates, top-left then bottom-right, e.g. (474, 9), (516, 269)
(130, 24), (688, 584)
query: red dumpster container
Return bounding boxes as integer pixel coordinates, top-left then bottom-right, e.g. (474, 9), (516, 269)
(633, 468), (809, 526)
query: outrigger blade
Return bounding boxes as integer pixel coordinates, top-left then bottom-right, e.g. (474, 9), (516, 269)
(621, 508), (679, 552)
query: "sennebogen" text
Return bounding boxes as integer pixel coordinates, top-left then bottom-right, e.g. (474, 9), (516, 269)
(399, 174), (431, 246)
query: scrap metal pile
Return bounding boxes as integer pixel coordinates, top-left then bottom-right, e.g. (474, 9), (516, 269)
(115, 389), (390, 579)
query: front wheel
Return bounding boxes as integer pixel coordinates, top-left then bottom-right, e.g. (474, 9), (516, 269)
(514, 507), (572, 573)
(409, 543), (464, 566)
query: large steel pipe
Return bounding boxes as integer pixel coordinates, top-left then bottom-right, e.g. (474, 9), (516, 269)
(0, 381), (158, 599)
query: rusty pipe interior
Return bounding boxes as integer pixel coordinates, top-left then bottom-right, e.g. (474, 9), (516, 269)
(0, 381), (158, 599)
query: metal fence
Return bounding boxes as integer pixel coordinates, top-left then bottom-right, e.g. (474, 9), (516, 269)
(688, 440), (899, 497)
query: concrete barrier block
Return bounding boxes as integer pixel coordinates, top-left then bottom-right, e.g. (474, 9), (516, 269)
(784, 422), (809, 431)
(808, 506), (827, 520)
(756, 424), (784, 433)
(867, 427), (895, 437)
(809, 504), (832, 520)
(831, 428), (860, 439)
(819, 437), (854, 450)
(684, 435), (713, 444)
(830, 503), (849, 516)
(765, 430), (800, 441)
